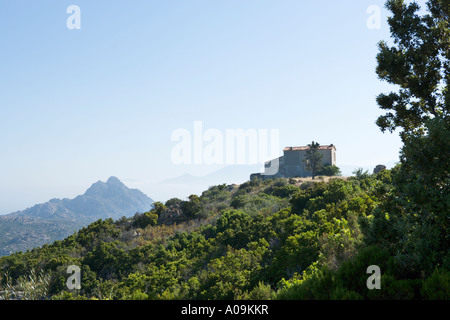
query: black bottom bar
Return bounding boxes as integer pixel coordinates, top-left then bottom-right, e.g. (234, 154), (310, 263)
(1, 300), (446, 319)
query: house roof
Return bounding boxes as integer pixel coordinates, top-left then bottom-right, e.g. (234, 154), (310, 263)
(283, 144), (336, 152)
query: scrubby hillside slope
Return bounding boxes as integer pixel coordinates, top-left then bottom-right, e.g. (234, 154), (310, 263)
(1, 170), (447, 300)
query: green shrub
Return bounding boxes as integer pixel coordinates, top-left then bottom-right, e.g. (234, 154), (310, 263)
(330, 287), (363, 300)
(275, 267), (334, 300)
(318, 165), (341, 177)
(335, 246), (391, 296)
(165, 198), (183, 207)
(244, 282), (275, 300)
(421, 268), (450, 300)
(270, 185), (299, 198)
(231, 195), (248, 209)
(132, 211), (158, 229)
(367, 275), (421, 300)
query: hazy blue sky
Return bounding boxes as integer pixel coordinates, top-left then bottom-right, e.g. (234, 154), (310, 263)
(0, 0), (423, 214)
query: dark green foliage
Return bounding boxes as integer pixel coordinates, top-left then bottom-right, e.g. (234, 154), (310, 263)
(421, 268), (450, 300)
(351, 168), (371, 181)
(275, 0), (450, 300)
(133, 211), (158, 229)
(375, 0), (449, 139)
(266, 185), (299, 199)
(165, 198), (183, 207)
(74, 218), (119, 250)
(290, 182), (326, 214)
(386, 117), (449, 277)
(318, 165), (341, 177)
(230, 195), (248, 209)
(181, 195), (202, 219)
(275, 267), (336, 300)
(302, 141), (323, 180)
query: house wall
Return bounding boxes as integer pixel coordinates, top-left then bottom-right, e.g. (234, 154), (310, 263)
(250, 146), (336, 180)
(283, 150), (307, 177)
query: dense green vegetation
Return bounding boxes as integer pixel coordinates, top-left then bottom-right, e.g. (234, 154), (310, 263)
(0, 164), (448, 299)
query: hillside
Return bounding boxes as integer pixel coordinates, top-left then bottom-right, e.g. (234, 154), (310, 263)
(0, 168), (448, 300)
(0, 177), (153, 256)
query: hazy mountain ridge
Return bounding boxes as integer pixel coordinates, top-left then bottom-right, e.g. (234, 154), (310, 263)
(0, 177), (153, 256)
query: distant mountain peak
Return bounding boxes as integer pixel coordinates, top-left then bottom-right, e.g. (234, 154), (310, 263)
(84, 177), (128, 196)
(0, 177), (154, 255)
(84, 180), (107, 196)
(106, 176), (124, 186)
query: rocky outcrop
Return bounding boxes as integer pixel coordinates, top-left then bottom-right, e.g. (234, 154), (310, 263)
(157, 204), (185, 225)
(373, 165), (386, 174)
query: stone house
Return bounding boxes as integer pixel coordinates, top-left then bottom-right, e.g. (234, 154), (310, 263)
(251, 144), (336, 180)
